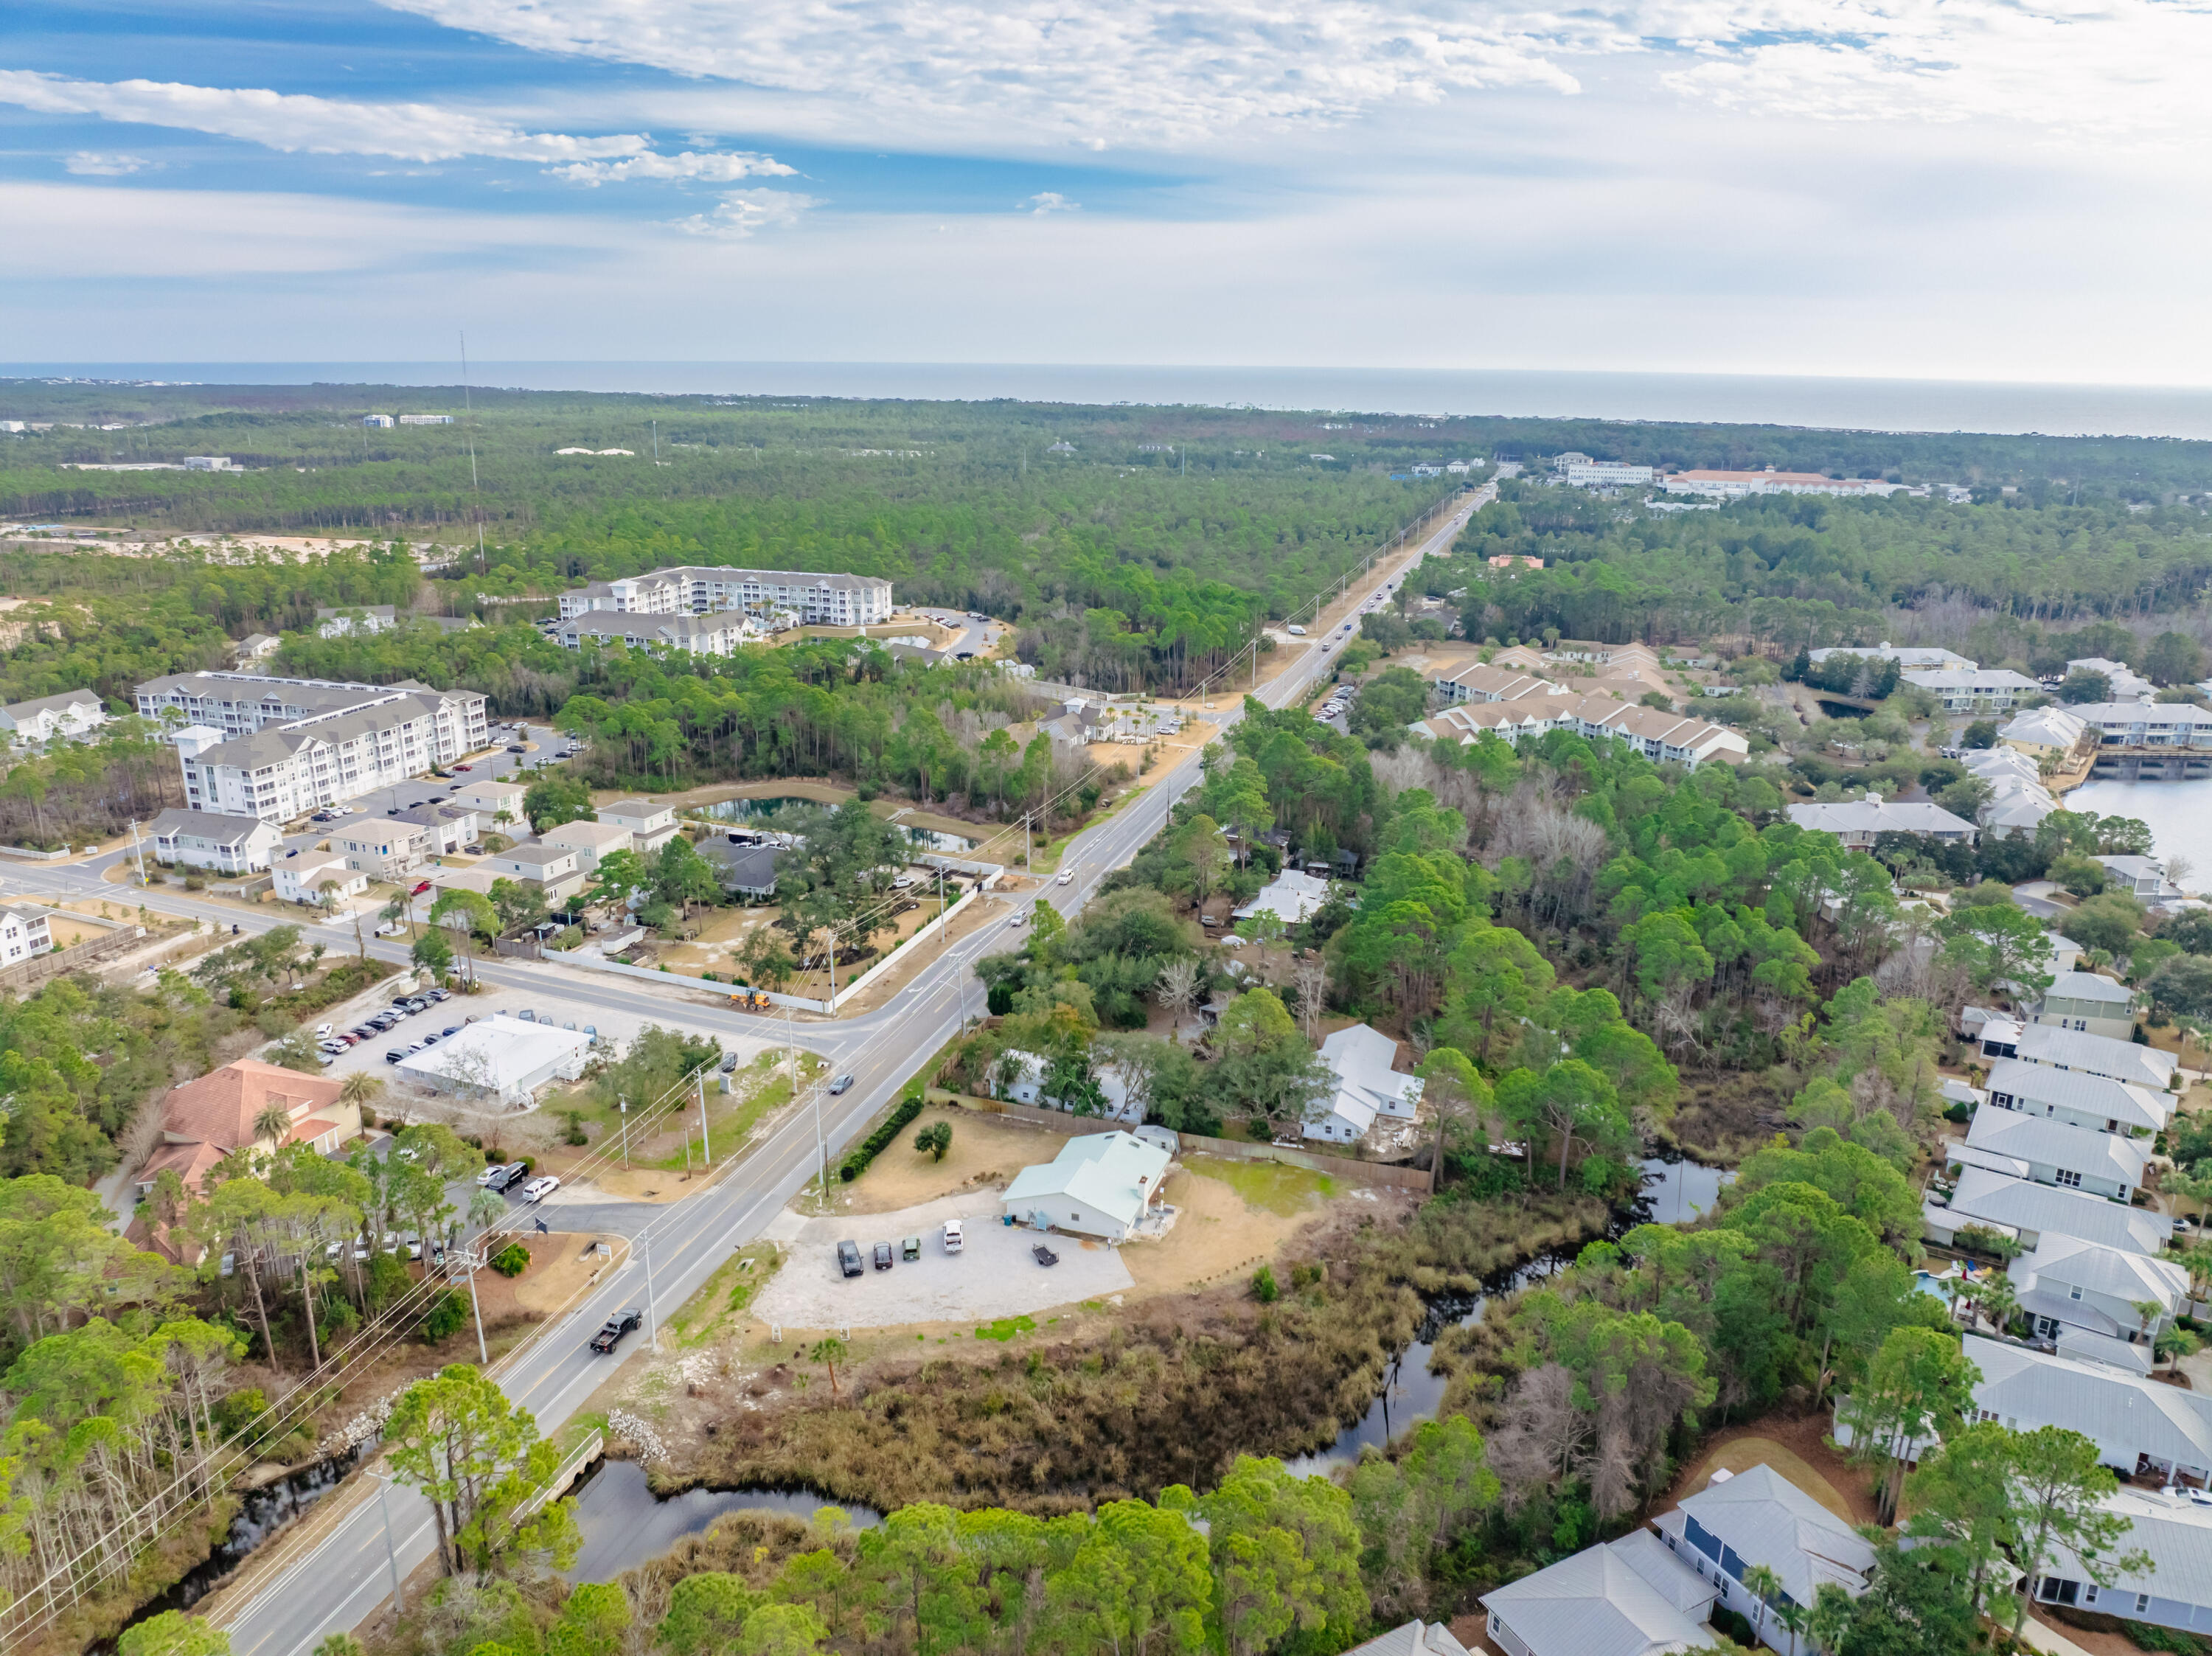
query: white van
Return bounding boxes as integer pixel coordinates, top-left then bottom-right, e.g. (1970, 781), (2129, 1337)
(1286, 624), (1307, 637)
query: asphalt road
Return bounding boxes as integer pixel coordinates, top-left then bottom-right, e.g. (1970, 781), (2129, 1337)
(23, 493), (1478, 1656)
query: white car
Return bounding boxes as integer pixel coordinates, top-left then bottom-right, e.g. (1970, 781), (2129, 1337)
(1057, 871), (1073, 885)
(314, 1023), (333, 1038)
(1009, 911), (1026, 928)
(519, 1175), (560, 1203)
(942, 1220), (964, 1254)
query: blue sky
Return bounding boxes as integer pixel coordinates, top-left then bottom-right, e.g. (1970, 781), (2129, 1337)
(4, 0), (2209, 382)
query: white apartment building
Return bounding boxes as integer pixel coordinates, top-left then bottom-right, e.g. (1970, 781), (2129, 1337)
(1900, 667), (2043, 713)
(138, 672), (490, 824)
(1661, 468), (1902, 499)
(0, 689), (108, 744)
(1413, 692), (1750, 771)
(148, 807), (283, 874)
(554, 610), (750, 657)
(1556, 457), (1656, 488)
(2067, 700), (2212, 749)
(556, 565), (894, 628)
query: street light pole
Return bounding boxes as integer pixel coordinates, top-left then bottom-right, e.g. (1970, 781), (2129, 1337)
(618, 1096), (629, 1169)
(371, 1468), (405, 1613)
(697, 1070), (711, 1167)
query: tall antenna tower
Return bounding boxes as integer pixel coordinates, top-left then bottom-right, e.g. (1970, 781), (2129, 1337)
(461, 330), (487, 575)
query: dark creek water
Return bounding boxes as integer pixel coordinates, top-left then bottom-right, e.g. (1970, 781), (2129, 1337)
(562, 1458), (883, 1582)
(123, 1447), (364, 1627)
(1284, 1152), (1732, 1475)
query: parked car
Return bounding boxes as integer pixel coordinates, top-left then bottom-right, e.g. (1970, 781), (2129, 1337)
(901, 1235), (921, 1262)
(872, 1241), (894, 1270)
(476, 1160), (516, 1186)
(507, 744), (528, 754)
(454, 764), (473, 772)
(419, 1033), (440, 1048)
(442, 1024), (461, 1037)
(383, 1050), (405, 1064)
(411, 880), (433, 895)
(404, 1040), (428, 1055)
(428, 988), (452, 1002)
(588, 1308), (643, 1353)
(942, 1221), (964, 1254)
(829, 1074), (855, 1096)
(519, 1175), (560, 1202)
(719, 1048), (741, 1073)
(837, 1239), (863, 1278)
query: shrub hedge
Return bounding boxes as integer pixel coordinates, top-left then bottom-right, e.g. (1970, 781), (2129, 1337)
(840, 1093), (924, 1182)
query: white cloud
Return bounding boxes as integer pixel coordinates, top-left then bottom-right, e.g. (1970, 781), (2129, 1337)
(1024, 192), (1078, 215)
(373, 0), (1585, 145)
(669, 189), (819, 237)
(63, 151), (153, 175)
(0, 69), (649, 164)
(549, 150), (794, 186)
(367, 0), (2212, 152)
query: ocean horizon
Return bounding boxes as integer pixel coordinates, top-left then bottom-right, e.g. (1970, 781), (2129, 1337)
(10, 363), (2212, 441)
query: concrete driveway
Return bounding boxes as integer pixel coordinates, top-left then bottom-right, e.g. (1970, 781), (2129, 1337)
(754, 1189), (1134, 1332)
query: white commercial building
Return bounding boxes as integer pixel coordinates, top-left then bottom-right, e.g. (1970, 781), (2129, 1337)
(397, 1014), (593, 1106)
(137, 672), (489, 824)
(1427, 661), (1562, 706)
(1555, 456), (1657, 489)
(1001, 1131), (1173, 1242)
(2066, 700), (2212, 750)
(2069, 657), (2154, 700)
(1660, 469), (1901, 500)
(557, 565), (893, 627)
(316, 605), (397, 637)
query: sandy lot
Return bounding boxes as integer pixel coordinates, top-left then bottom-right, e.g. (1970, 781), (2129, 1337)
(815, 1106), (1068, 1215)
(754, 1188), (1134, 1332)
(504, 1232), (628, 1315)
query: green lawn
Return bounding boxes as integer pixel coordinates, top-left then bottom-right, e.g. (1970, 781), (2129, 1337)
(663, 1243), (783, 1349)
(1185, 1153), (1336, 1215)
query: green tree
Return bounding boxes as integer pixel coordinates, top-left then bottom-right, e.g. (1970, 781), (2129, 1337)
(1180, 1457), (1366, 1656)
(1938, 900), (2055, 1001)
(2006, 1425), (2149, 1635)
(1495, 1060), (1630, 1190)
(1046, 1498), (1213, 1656)
(1838, 1327), (1979, 1525)
(1904, 1421), (2016, 1620)
(382, 1363), (581, 1580)
(547, 1582), (631, 1656)
(118, 1613), (230, 1656)
(735, 1604), (830, 1656)
(658, 1573), (761, 1655)
(1212, 988), (1332, 1129)
(524, 773), (594, 832)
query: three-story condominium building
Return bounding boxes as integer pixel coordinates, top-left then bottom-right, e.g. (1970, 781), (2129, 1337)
(137, 672), (490, 823)
(557, 565), (893, 627)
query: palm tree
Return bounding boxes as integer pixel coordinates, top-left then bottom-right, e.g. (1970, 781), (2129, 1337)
(1774, 1597), (1809, 1656)
(1741, 1563), (1784, 1649)
(252, 1101), (293, 1151)
(808, 1336), (848, 1402)
(1977, 1273), (2019, 1336)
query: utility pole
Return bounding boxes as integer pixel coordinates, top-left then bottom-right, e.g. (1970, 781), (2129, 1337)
(129, 818), (147, 886)
(460, 331), (487, 577)
(936, 865), (947, 943)
(465, 1244), (487, 1364)
(1023, 812), (1032, 872)
(642, 1235), (658, 1350)
(372, 1468), (405, 1613)
(617, 1096), (629, 1169)
(813, 1068), (829, 1194)
(697, 1069), (711, 1166)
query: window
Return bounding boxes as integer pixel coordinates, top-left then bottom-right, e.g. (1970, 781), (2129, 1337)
(2056, 1169), (2083, 1188)
(2138, 1594), (2152, 1614)
(2069, 1284), (2083, 1301)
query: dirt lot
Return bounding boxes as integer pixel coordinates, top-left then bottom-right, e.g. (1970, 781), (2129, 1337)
(808, 1105), (1058, 1215)
(1649, 1412), (1879, 1528)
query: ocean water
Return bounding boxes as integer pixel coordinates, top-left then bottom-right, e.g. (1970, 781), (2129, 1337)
(10, 363), (2212, 438)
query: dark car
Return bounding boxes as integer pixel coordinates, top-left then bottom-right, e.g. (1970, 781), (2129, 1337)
(507, 744), (528, 753)
(829, 1074), (855, 1096)
(383, 1050), (405, 1064)
(836, 1239), (863, 1278)
(872, 1241), (894, 1271)
(588, 1307), (643, 1354)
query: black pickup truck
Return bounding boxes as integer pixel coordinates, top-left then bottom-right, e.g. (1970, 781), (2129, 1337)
(588, 1307), (643, 1353)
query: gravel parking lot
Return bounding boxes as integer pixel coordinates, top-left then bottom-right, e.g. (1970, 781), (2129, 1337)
(756, 1189), (1135, 1332)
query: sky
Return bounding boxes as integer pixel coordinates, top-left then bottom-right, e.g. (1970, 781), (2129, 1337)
(4, 0), (2211, 384)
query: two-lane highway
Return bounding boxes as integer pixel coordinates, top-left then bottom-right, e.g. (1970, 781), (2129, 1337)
(69, 490), (1482, 1656)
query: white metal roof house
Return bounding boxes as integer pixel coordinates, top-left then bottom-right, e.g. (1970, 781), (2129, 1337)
(2100, 855), (2183, 899)
(148, 807), (282, 874)
(2032, 1486), (2212, 1637)
(1998, 704), (2088, 759)
(1340, 1621), (1472, 1656)
(1652, 1464), (1876, 1638)
(1951, 1335), (2212, 1489)
(1963, 1107), (2149, 1200)
(1305, 1024), (1423, 1145)
(1900, 667), (2042, 712)
(1001, 1131), (1172, 1242)
(1784, 796), (1976, 848)
(1926, 1163), (2171, 1256)
(995, 1051), (1139, 1124)
(1983, 1056), (2169, 1136)
(397, 1014), (594, 1107)
(2009, 1232), (2188, 1346)
(2006, 1022), (2178, 1092)
(273, 855), (368, 908)
(1480, 1531), (1716, 1656)
(1232, 867), (1332, 925)
(0, 689), (108, 744)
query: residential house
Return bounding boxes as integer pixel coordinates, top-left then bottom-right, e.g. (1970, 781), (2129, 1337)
(2070, 657), (2155, 700)
(1307, 1024), (1424, 1144)
(553, 610), (749, 657)
(449, 779), (529, 827)
(233, 633), (281, 664)
(0, 689), (108, 744)
(1480, 1531), (1716, 1656)
(1980, 1020), (2179, 1091)
(1808, 644), (1975, 671)
(1961, 1106), (2149, 1200)
(1997, 705), (2088, 762)
(335, 822), (432, 882)
(1924, 1163), (2172, 1256)
(2010, 1232), (2188, 1346)
(1784, 796), (1977, 848)
(2100, 855), (2185, 899)
(1952, 1335), (2212, 1488)
(1342, 1622), (1471, 1656)
(699, 838), (785, 900)
(1001, 1132), (1173, 1242)
(0, 904), (52, 964)
(1231, 867), (1332, 925)
(996, 1051), (1139, 1124)
(540, 818), (634, 872)
(132, 1059), (355, 1198)
(1900, 667), (2043, 712)
(148, 807), (282, 874)
(314, 605), (397, 636)
(2027, 970), (2140, 1042)
(392, 801), (479, 855)
(273, 855), (369, 908)
(1982, 1056), (2170, 1135)
(2031, 1488), (2212, 1636)
(1652, 1464), (1876, 1648)
(1413, 691), (1748, 770)
(597, 799), (678, 854)
(481, 843), (586, 904)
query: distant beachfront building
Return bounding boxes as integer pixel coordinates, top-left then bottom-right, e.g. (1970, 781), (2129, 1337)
(1660, 468), (1904, 499)
(557, 566), (893, 629)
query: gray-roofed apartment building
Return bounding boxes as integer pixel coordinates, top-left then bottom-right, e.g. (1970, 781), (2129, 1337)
(1924, 1163), (2171, 1256)
(1983, 1055), (2170, 1135)
(2033, 1486), (2212, 1637)
(1962, 1106), (2150, 1200)
(1651, 1463), (1875, 1646)
(556, 565), (893, 627)
(2030, 970), (2140, 1041)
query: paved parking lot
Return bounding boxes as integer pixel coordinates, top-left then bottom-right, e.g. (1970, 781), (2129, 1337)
(754, 1189), (1135, 1332)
